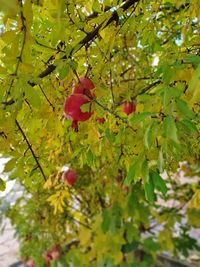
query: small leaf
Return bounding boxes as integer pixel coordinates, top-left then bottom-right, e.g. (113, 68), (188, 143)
(86, 149), (93, 167)
(144, 179), (156, 203)
(150, 170), (168, 196)
(158, 149), (164, 173)
(176, 98), (195, 119)
(163, 116), (179, 143)
(101, 209), (110, 233)
(105, 128), (115, 144)
(80, 102), (91, 112)
(92, 0), (101, 12)
(144, 121), (155, 149)
(124, 160), (137, 186)
(25, 86), (41, 108)
(181, 119), (198, 132)
(3, 158), (16, 173)
(130, 112), (155, 124)
(0, 178), (6, 191)
(58, 65), (70, 80)
(184, 54), (200, 65)
(141, 159), (149, 183)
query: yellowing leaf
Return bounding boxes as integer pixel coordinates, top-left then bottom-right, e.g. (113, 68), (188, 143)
(0, 178), (6, 191)
(113, 251), (123, 264)
(79, 227), (91, 246)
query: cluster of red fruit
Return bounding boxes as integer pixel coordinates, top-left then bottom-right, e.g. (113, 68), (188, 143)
(25, 245), (60, 267)
(63, 77), (95, 132)
(43, 245), (60, 266)
(63, 76), (136, 131)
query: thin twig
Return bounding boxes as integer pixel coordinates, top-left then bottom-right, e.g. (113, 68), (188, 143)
(34, 0), (140, 83)
(35, 39), (65, 52)
(39, 85), (55, 111)
(3, 0), (27, 109)
(15, 119), (46, 181)
(109, 54), (115, 107)
(133, 80), (161, 98)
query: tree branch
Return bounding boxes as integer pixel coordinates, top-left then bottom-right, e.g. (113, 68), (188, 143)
(3, 0), (27, 109)
(33, 0), (139, 84)
(15, 119), (47, 181)
(39, 85), (55, 111)
(133, 80), (161, 98)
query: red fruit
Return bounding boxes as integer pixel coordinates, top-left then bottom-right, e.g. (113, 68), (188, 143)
(62, 169), (77, 186)
(96, 117), (105, 124)
(26, 260), (35, 267)
(73, 77), (95, 98)
(123, 186), (129, 193)
(121, 101), (136, 115)
(43, 253), (52, 266)
(79, 77), (95, 90)
(49, 245), (60, 260)
(64, 94), (92, 122)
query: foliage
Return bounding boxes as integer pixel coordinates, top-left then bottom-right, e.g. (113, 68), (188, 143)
(0, 0), (200, 266)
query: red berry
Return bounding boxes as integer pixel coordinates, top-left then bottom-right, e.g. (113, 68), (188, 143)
(49, 246), (60, 260)
(121, 101), (136, 115)
(96, 117), (105, 124)
(64, 94), (92, 122)
(26, 260), (35, 267)
(62, 169), (77, 186)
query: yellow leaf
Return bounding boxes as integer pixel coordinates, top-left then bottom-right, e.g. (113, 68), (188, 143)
(78, 227), (91, 246)
(188, 189), (200, 210)
(113, 251), (123, 264)
(43, 177), (53, 190)
(187, 65), (200, 105)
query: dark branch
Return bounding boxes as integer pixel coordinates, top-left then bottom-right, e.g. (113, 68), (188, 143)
(134, 80), (161, 98)
(3, 1), (27, 108)
(15, 119), (47, 181)
(39, 85), (55, 111)
(33, 0), (139, 84)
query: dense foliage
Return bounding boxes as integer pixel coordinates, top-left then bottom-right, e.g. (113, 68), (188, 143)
(0, 0), (200, 266)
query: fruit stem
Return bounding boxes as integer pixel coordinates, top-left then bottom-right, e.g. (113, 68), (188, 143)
(71, 120), (79, 132)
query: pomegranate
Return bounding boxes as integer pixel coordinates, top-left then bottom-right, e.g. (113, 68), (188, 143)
(26, 260), (35, 267)
(73, 77), (95, 98)
(78, 77), (95, 90)
(62, 169), (77, 186)
(121, 101), (136, 115)
(64, 94), (92, 121)
(96, 117), (105, 124)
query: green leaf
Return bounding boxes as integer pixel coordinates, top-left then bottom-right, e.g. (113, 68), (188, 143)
(141, 159), (149, 183)
(86, 149), (93, 167)
(0, 178), (6, 191)
(144, 121), (156, 149)
(25, 86), (41, 108)
(158, 149), (164, 173)
(105, 128), (115, 144)
(181, 119), (198, 132)
(58, 64), (70, 80)
(163, 116), (179, 143)
(92, 0), (101, 12)
(143, 237), (160, 253)
(150, 170), (168, 196)
(176, 98), (196, 119)
(124, 160), (137, 186)
(144, 179), (156, 203)
(101, 209), (110, 233)
(184, 55), (200, 65)
(130, 112), (155, 124)
(3, 158), (16, 173)
(80, 102), (91, 112)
